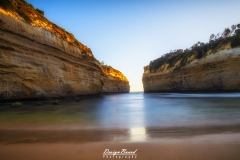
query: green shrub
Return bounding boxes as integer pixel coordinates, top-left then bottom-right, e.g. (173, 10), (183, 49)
(149, 26), (240, 73)
(230, 36), (240, 48)
(167, 55), (178, 68)
(18, 9), (31, 23)
(36, 8), (44, 15)
(0, 0), (14, 10)
(0, 0), (32, 23)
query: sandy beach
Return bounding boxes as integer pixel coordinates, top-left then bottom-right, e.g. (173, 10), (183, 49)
(1, 126), (240, 160)
(1, 134), (240, 160)
(1, 93), (240, 160)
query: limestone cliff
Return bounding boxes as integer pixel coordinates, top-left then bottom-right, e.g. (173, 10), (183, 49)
(0, 0), (129, 100)
(101, 65), (129, 93)
(143, 24), (240, 92)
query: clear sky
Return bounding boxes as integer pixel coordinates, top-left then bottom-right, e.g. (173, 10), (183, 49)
(26, 0), (240, 92)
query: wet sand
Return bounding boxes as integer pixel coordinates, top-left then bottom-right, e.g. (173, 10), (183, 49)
(1, 127), (240, 160)
(1, 134), (240, 160)
(1, 93), (240, 159)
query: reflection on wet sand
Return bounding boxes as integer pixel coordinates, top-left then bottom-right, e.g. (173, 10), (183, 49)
(1, 92), (240, 143)
(1, 93), (240, 160)
(1, 124), (240, 144)
(129, 127), (147, 142)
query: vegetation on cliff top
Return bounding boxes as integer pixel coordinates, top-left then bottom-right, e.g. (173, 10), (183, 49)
(0, 0), (32, 22)
(148, 24), (240, 73)
(0, 0), (92, 56)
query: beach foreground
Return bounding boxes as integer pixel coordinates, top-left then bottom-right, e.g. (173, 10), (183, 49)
(1, 131), (240, 160)
(1, 93), (240, 159)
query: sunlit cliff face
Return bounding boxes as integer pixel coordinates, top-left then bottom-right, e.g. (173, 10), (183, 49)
(0, 0), (92, 56)
(101, 65), (128, 82)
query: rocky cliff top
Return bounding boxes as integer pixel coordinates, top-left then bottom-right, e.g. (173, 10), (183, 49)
(0, 0), (92, 56)
(144, 23), (240, 75)
(101, 65), (128, 82)
(142, 23), (240, 92)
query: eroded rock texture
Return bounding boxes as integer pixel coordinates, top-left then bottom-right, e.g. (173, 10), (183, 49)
(101, 65), (130, 93)
(143, 48), (240, 92)
(0, 8), (129, 100)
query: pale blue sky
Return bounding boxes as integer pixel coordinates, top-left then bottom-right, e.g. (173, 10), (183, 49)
(27, 0), (240, 91)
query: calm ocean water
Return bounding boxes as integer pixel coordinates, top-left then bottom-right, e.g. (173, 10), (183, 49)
(81, 92), (240, 129)
(1, 92), (240, 142)
(1, 92), (240, 129)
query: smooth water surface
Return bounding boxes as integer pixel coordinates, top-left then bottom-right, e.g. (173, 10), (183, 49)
(1, 92), (240, 142)
(86, 92), (240, 128)
(1, 92), (240, 129)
